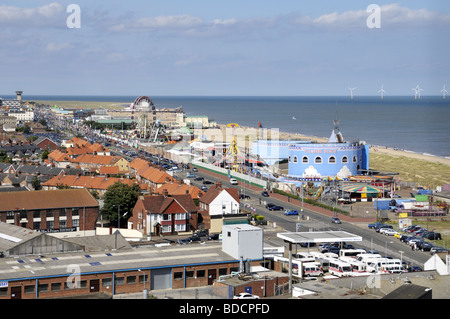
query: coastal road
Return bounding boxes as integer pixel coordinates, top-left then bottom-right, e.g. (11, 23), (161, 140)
(182, 168), (432, 267)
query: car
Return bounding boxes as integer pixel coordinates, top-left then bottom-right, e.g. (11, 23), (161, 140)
(177, 239), (190, 245)
(203, 180), (214, 185)
(394, 232), (402, 239)
(416, 241), (433, 252)
(265, 203), (276, 209)
(375, 224), (393, 233)
(194, 230), (209, 237)
(230, 178), (238, 185)
(407, 225), (422, 233)
(403, 224), (418, 232)
(187, 173), (195, 178)
(269, 205), (284, 211)
(192, 167), (198, 172)
(337, 197), (352, 204)
(331, 217), (342, 224)
(200, 185), (208, 191)
(409, 266), (423, 272)
(194, 176), (204, 181)
(208, 233), (220, 241)
(368, 222), (384, 229)
(233, 292), (260, 299)
(427, 232), (442, 240)
(261, 191), (269, 197)
(187, 236), (201, 242)
(430, 247), (449, 255)
(383, 228), (398, 236)
(239, 194), (250, 199)
(379, 227), (395, 235)
(284, 209), (299, 216)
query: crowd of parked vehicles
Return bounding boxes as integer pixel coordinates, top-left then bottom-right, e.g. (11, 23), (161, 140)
(368, 222), (448, 255)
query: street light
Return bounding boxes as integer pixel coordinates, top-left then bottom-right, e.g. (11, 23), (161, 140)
(138, 269), (148, 299)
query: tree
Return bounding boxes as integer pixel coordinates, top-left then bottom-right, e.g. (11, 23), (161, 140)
(101, 182), (141, 227)
(31, 176), (41, 190)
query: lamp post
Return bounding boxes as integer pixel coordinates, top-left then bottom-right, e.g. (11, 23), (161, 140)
(138, 269), (148, 299)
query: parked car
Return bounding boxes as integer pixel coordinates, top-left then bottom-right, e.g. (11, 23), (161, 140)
(187, 173), (195, 178)
(331, 217), (342, 224)
(187, 236), (201, 242)
(416, 241), (433, 252)
(368, 222), (384, 229)
(409, 266), (423, 272)
(194, 176), (204, 181)
(382, 228), (398, 236)
(261, 190), (269, 197)
(230, 178), (238, 185)
(239, 194), (250, 199)
(192, 167), (198, 172)
(375, 224), (393, 233)
(269, 205), (284, 211)
(194, 230), (209, 237)
(284, 209), (299, 216)
(177, 239), (190, 245)
(403, 224), (418, 232)
(233, 292), (260, 299)
(208, 233), (220, 241)
(427, 232), (442, 240)
(203, 180), (214, 185)
(407, 225), (422, 233)
(265, 203), (276, 209)
(430, 247), (449, 255)
(200, 185), (208, 191)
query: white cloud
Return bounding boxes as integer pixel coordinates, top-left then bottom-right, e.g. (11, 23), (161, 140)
(134, 14), (204, 29)
(45, 42), (71, 52)
(0, 2), (64, 27)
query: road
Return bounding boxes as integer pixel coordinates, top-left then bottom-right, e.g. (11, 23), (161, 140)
(181, 168), (432, 268)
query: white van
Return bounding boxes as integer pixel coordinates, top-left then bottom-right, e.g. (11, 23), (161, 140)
(339, 249), (367, 262)
(303, 262), (324, 277)
(230, 178), (238, 185)
(367, 258), (402, 273)
(328, 259), (353, 277)
(356, 253), (382, 264)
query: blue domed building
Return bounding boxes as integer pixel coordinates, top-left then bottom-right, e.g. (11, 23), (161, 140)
(287, 120), (369, 179)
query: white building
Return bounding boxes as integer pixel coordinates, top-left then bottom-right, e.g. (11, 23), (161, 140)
(8, 109), (34, 123)
(222, 224), (263, 262)
(199, 182), (240, 217)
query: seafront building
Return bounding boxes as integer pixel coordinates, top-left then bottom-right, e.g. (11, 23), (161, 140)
(252, 120), (369, 179)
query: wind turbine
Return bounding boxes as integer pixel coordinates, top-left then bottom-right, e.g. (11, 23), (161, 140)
(412, 85), (423, 99)
(441, 84), (448, 99)
(349, 87), (356, 100)
(378, 84), (386, 100)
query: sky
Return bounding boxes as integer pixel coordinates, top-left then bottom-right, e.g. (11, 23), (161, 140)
(0, 0), (449, 96)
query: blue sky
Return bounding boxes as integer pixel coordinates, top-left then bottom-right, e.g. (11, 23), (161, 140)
(0, 1), (449, 96)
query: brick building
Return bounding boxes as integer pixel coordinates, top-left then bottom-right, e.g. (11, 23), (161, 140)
(132, 192), (198, 236)
(0, 188), (99, 232)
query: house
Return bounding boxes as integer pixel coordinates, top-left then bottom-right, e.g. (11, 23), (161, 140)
(132, 191), (198, 236)
(136, 165), (175, 189)
(41, 174), (144, 196)
(71, 154), (129, 172)
(32, 137), (59, 151)
(199, 182), (242, 233)
(152, 180), (203, 200)
(48, 149), (72, 168)
(0, 188), (99, 232)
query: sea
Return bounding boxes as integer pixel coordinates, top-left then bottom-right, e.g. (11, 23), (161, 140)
(4, 95), (450, 158)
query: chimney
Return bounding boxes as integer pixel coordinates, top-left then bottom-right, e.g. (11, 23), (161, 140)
(163, 189), (169, 198)
(216, 181), (222, 188)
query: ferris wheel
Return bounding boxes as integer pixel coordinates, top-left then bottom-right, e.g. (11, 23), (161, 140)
(130, 96), (156, 136)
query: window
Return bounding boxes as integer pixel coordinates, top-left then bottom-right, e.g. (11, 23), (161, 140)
(72, 219), (79, 227)
(288, 156), (291, 162)
(342, 156), (348, 163)
(314, 156), (322, 164)
(328, 156), (336, 163)
(33, 210), (41, 218)
(33, 222), (40, 230)
(352, 156), (357, 163)
(24, 285), (35, 294)
(51, 282), (62, 292)
(60, 220), (66, 228)
(219, 268), (228, 276)
(115, 277), (125, 285)
(0, 288), (7, 297)
(186, 271), (195, 279)
(175, 224), (186, 232)
(59, 208), (66, 217)
(174, 272), (183, 280)
(20, 211), (27, 219)
(227, 231), (231, 237)
(47, 221), (54, 229)
(197, 270), (205, 278)
(38, 284), (49, 293)
(302, 156), (309, 163)
(6, 212), (14, 220)
(162, 214), (171, 221)
(72, 208), (79, 216)
(127, 276), (136, 284)
(293, 156), (298, 163)
(102, 278), (113, 287)
(139, 275), (148, 284)
(162, 225), (172, 233)
(175, 213), (186, 220)
(46, 211), (54, 218)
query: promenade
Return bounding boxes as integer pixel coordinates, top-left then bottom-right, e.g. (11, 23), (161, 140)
(195, 166), (374, 224)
